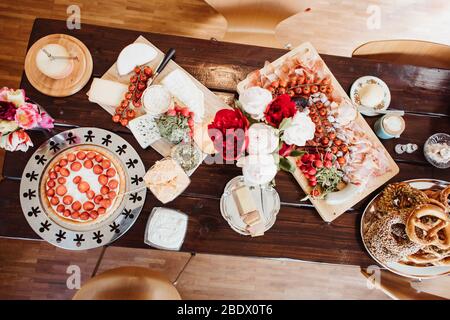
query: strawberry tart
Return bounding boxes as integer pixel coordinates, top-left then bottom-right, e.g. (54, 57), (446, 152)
(40, 146), (126, 229)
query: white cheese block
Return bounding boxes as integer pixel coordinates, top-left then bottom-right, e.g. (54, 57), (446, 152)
(116, 43), (158, 76)
(161, 69), (205, 122)
(35, 44), (74, 79)
(88, 78), (128, 107)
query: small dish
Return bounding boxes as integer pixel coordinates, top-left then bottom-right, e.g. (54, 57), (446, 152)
(350, 76), (391, 116)
(144, 207), (188, 251)
(424, 133), (450, 169)
(220, 176), (280, 236)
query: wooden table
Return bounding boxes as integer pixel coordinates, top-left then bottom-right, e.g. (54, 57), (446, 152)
(1, 19), (449, 267)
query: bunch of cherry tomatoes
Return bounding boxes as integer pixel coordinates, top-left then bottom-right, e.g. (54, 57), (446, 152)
(265, 74), (333, 98)
(112, 66), (153, 126)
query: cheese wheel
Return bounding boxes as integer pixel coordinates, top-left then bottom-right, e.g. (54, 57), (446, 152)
(35, 44), (74, 79)
(116, 43), (157, 76)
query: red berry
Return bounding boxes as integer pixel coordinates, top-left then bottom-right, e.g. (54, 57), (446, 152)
(309, 180), (317, 187)
(314, 160), (323, 168)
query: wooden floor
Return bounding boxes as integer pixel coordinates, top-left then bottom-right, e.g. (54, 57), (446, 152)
(1, 0), (449, 88)
(0, 238), (390, 299)
(1, 0), (449, 299)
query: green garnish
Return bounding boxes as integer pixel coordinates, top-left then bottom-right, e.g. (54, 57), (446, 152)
(314, 166), (344, 198)
(156, 114), (190, 144)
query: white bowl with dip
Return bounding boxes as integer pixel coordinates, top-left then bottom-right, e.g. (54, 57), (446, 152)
(424, 133), (450, 169)
(144, 207), (188, 251)
(142, 84), (172, 116)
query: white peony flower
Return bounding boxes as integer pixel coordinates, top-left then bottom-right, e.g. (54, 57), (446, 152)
(237, 154), (278, 186)
(247, 123), (278, 155)
(239, 87), (272, 120)
(0, 130), (33, 152)
(282, 112), (315, 146)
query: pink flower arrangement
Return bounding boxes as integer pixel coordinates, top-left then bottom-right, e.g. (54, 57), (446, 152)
(0, 87), (54, 152)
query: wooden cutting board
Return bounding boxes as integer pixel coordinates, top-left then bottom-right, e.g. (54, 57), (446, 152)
(237, 42), (399, 222)
(24, 34), (93, 97)
(90, 35), (231, 157)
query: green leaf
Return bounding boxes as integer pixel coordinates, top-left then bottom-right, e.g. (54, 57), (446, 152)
(289, 150), (305, 157)
(279, 157), (295, 173)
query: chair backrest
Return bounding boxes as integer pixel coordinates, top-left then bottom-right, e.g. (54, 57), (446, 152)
(352, 40), (450, 69)
(361, 268), (446, 300)
(204, 0), (303, 48)
(73, 266), (181, 300)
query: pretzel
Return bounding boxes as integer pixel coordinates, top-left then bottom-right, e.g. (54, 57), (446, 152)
(440, 186), (450, 209)
(428, 198), (448, 212)
(406, 251), (443, 265)
(406, 204), (450, 249)
(432, 257), (450, 266)
(424, 189), (441, 201)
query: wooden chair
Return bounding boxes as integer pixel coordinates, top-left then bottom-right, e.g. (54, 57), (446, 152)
(352, 40), (450, 69)
(73, 266), (181, 300)
(204, 0), (303, 48)
(361, 268), (447, 300)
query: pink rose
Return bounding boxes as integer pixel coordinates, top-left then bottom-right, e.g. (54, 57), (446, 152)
(15, 103), (40, 129)
(38, 111), (54, 129)
(0, 130), (33, 152)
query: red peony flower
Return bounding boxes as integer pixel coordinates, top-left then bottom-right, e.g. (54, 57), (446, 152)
(0, 101), (17, 121)
(278, 142), (295, 157)
(264, 94), (297, 128)
(208, 108), (249, 161)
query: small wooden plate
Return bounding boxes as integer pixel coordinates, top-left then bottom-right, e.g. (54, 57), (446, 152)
(24, 34), (93, 97)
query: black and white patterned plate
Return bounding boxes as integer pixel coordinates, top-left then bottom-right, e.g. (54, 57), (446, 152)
(19, 127), (146, 250)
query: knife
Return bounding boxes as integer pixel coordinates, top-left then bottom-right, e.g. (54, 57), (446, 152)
(147, 48), (176, 86)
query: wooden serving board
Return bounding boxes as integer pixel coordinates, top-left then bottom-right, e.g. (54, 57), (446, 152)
(24, 34), (93, 97)
(90, 35), (231, 157)
(237, 42), (399, 222)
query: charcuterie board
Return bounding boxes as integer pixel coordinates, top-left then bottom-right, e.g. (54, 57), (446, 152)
(90, 35), (231, 157)
(237, 42), (399, 222)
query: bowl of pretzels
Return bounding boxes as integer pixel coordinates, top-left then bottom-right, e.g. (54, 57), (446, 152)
(361, 179), (450, 279)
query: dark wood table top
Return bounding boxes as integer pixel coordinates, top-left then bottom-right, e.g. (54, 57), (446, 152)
(1, 18), (449, 267)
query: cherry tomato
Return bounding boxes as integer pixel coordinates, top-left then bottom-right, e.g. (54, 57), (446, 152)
(334, 139), (342, 146)
(308, 167), (317, 176)
(302, 86), (310, 95)
(311, 189), (321, 197)
(325, 152), (333, 161)
(319, 108), (327, 117)
(271, 81), (279, 88)
(309, 180), (317, 187)
(328, 132), (336, 140)
(310, 85), (318, 93)
(337, 157), (346, 165)
(112, 115), (120, 123)
(294, 87), (302, 95)
(321, 137), (329, 145)
(278, 87), (286, 95)
(324, 160), (332, 168)
(120, 118), (129, 126)
(287, 90), (295, 97)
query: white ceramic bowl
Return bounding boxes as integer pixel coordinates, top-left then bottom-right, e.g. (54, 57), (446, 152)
(424, 133), (450, 169)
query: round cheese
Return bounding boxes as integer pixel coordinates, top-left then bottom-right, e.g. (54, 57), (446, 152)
(35, 44), (74, 79)
(359, 83), (384, 108)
